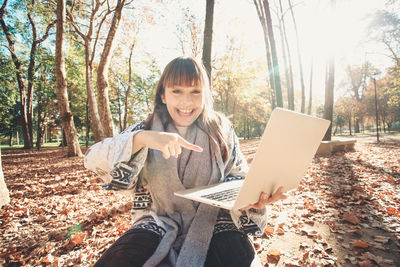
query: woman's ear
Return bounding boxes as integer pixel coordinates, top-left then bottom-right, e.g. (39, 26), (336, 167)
(161, 94), (166, 104)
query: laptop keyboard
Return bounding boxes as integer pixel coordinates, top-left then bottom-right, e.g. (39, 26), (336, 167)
(201, 187), (240, 203)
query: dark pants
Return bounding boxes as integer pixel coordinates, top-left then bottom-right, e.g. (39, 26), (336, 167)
(94, 229), (256, 267)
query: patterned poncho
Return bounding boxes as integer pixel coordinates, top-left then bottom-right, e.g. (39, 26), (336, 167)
(85, 112), (266, 266)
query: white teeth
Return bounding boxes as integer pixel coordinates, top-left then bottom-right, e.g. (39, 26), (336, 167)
(179, 109), (192, 114)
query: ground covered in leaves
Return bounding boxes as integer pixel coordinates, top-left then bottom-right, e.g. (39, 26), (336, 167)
(1, 135), (400, 266)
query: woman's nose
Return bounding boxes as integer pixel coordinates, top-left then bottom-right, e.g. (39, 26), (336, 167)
(180, 93), (193, 104)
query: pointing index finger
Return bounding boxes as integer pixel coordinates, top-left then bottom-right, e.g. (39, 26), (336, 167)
(177, 136), (203, 152)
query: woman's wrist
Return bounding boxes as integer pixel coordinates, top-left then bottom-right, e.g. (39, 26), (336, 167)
(132, 131), (147, 155)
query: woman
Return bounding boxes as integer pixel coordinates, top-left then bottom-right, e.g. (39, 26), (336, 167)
(85, 57), (286, 266)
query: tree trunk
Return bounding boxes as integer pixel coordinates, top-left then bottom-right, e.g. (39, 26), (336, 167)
(36, 90), (44, 149)
(278, 0), (294, 110)
(0, 149), (10, 208)
(61, 129), (67, 147)
(1, 0), (54, 148)
(27, 11), (38, 149)
(225, 78), (230, 113)
(263, 0), (283, 107)
(97, 0), (126, 138)
(8, 131), (12, 147)
(288, 0), (305, 113)
(348, 117), (352, 136)
(116, 84), (123, 132)
(333, 124), (337, 135)
(67, 0), (107, 142)
(354, 118), (360, 133)
(202, 0), (215, 81)
(247, 116), (250, 139)
(85, 99), (90, 148)
(124, 42), (135, 130)
(0, 0), (32, 149)
(55, 0), (82, 157)
(84, 45), (105, 142)
(308, 57), (313, 114)
(232, 98), (237, 127)
(322, 0), (335, 141)
(27, 0), (55, 148)
(27, 39), (36, 148)
(36, 75), (47, 149)
(323, 57), (335, 141)
(254, 0), (276, 109)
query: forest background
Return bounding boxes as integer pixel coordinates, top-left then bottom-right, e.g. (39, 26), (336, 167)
(1, 0), (400, 265)
(0, 0), (399, 152)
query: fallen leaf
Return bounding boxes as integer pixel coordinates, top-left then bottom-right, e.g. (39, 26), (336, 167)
(276, 228), (284, 235)
(352, 240), (368, 249)
(283, 258), (301, 267)
(343, 212), (361, 224)
(71, 232), (86, 245)
(267, 249), (280, 263)
(373, 235), (390, 243)
(358, 260), (373, 267)
(264, 226), (274, 235)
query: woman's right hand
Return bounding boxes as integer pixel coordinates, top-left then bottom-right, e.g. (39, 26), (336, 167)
(133, 130), (203, 159)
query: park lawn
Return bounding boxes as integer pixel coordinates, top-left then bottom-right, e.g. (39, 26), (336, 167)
(1, 138), (400, 266)
(1, 142), (94, 151)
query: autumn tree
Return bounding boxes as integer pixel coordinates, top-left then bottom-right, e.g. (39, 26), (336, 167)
(55, 0), (82, 157)
(323, 58), (335, 141)
(65, 41), (88, 143)
(254, 0), (283, 108)
(322, 0), (336, 141)
(343, 62), (375, 133)
(213, 41), (269, 136)
(369, 10), (400, 66)
(287, 0), (305, 113)
(202, 0), (214, 79)
(171, 4), (203, 60)
(0, 55), (19, 146)
(308, 58), (313, 115)
(110, 56), (159, 131)
(107, 4), (156, 132)
(364, 72), (399, 133)
(253, 0), (275, 108)
(334, 97), (354, 135)
(96, 0), (127, 138)
(67, 0), (128, 141)
(277, 0), (294, 110)
(366, 2), (400, 132)
(35, 49), (57, 148)
(0, 0), (55, 148)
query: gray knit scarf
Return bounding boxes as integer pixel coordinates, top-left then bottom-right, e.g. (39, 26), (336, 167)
(142, 111), (226, 267)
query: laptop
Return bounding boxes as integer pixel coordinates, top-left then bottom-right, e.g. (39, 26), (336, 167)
(174, 108), (330, 210)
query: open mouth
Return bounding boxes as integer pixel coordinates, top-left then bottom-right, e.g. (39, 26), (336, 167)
(177, 109), (194, 117)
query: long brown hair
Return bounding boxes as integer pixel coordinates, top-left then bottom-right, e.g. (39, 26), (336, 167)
(144, 57), (230, 162)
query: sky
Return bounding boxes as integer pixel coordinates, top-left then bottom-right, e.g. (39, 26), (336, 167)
(125, 0), (392, 107)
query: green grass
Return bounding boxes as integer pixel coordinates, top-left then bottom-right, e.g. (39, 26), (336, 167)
(0, 141), (94, 151)
(334, 130), (400, 137)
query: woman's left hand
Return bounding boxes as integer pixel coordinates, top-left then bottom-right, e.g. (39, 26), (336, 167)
(244, 186), (288, 210)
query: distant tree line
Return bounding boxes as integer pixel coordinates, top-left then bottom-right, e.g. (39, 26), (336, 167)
(1, 0), (399, 155)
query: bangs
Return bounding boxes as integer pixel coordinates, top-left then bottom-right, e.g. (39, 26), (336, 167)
(162, 58), (205, 88)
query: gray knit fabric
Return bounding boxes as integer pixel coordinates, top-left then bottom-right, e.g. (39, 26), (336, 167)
(142, 113), (224, 267)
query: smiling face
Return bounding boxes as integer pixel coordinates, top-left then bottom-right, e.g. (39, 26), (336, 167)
(161, 85), (204, 127)
(153, 57), (212, 127)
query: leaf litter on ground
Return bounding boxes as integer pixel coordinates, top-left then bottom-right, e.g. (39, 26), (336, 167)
(1, 137), (400, 266)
